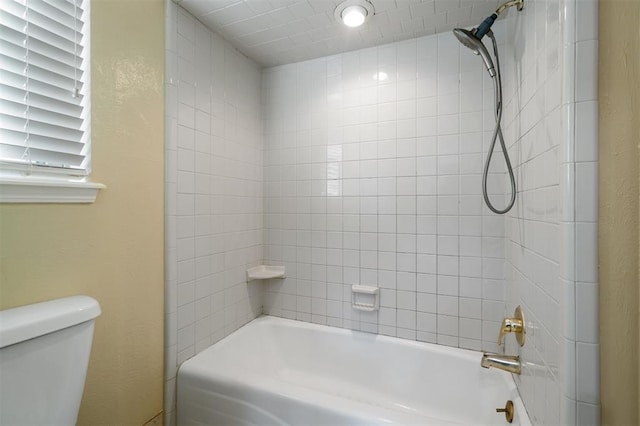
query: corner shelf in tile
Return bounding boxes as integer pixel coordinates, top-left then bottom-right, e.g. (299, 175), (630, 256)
(246, 265), (286, 281)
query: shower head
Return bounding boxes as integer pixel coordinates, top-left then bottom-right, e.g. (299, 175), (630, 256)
(453, 0), (525, 79)
(453, 28), (483, 54)
(453, 28), (496, 78)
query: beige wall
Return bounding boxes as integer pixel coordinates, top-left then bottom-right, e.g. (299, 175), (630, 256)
(599, 0), (640, 425)
(0, 0), (165, 424)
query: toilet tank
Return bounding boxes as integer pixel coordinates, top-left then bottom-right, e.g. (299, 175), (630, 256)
(0, 296), (101, 426)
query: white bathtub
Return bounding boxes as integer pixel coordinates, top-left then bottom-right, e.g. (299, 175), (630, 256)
(177, 316), (531, 425)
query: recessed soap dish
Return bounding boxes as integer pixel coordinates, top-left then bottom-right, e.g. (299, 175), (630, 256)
(351, 285), (379, 312)
(246, 265), (285, 281)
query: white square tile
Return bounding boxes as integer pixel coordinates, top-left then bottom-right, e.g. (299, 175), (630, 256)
(575, 223), (597, 282)
(576, 402), (600, 426)
(397, 309), (417, 330)
(437, 315), (458, 336)
(459, 318), (481, 339)
(416, 254), (436, 274)
(576, 0), (598, 42)
(576, 282), (599, 344)
(437, 255), (458, 276)
(575, 162), (598, 222)
(575, 101), (598, 162)
(437, 295), (458, 316)
(459, 297), (481, 319)
(575, 40), (598, 102)
(417, 312), (437, 332)
(576, 342), (600, 404)
(438, 235), (458, 256)
(437, 275), (458, 296)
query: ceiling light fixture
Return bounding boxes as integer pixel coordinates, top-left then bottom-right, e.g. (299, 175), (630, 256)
(334, 0), (375, 28)
(342, 5), (366, 27)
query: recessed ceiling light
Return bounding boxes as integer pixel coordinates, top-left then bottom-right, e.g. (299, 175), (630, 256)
(334, 0), (375, 28)
(342, 5), (367, 27)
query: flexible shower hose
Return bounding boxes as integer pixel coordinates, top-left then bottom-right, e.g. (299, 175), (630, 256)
(482, 34), (516, 214)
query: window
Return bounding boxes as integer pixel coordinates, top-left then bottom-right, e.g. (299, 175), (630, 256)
(0, 0), (103, 203)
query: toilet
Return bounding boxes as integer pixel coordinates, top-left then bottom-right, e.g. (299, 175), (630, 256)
(0, 296), (101, 425)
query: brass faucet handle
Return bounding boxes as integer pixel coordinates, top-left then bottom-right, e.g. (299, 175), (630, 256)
(496, 400), (514, 423)
(497, 306), (526, 346)
(497, 317), (523, 345)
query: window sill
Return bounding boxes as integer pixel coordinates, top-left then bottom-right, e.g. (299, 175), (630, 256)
(0, 177), (105, 203)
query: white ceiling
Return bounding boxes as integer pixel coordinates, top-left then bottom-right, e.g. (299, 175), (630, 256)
(176, 0), (505, 67)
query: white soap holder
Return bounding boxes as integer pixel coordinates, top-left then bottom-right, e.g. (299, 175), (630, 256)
(246, 265), (285, 281)
(351, 285), (379, 312)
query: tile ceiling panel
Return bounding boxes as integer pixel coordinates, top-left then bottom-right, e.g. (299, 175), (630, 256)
(177, 0), (506, 67)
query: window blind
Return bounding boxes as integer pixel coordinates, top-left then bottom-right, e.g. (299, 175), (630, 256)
(0, 0), (90, 176)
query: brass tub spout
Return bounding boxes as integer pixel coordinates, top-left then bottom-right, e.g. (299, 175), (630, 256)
(481, 353), (521, 374)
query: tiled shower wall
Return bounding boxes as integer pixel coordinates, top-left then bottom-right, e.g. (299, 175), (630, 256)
(502, 0), (599, 424)
(164, 1), (600, 425)
(164, 1), (264, 423)
(262, 29), (510, 352)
